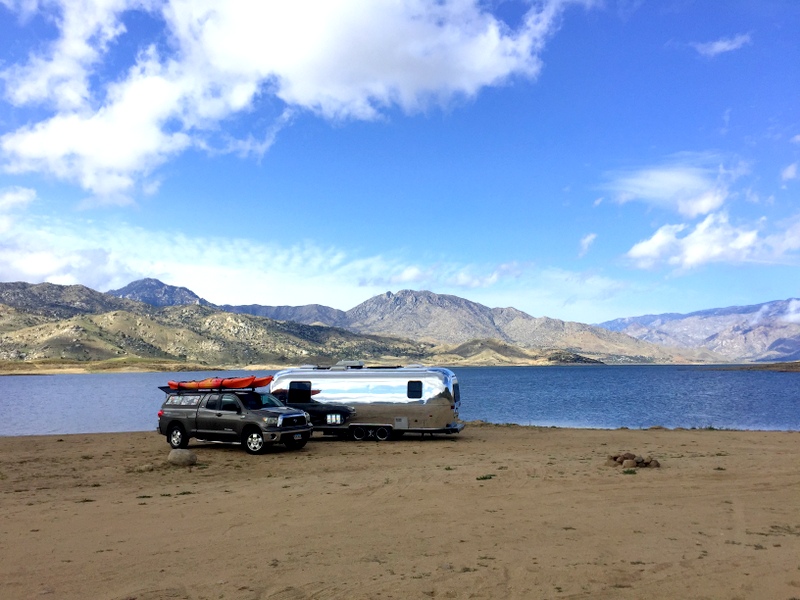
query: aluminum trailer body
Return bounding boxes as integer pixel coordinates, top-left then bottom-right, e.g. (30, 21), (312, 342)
(269, 361), (464, 440)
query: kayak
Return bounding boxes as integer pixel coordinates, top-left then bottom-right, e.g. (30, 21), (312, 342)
(167, 375), (273, 390)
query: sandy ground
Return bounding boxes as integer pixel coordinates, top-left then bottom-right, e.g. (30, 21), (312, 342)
(1, 424), (799, 600)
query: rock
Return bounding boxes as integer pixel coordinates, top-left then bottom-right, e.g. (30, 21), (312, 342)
(622, 459), (637, 468)
(167, 449), (197, 467)
(634, 455), (644, 464)
(622, 452), (636, 461)
(132, 463), (154, 473)
(605, 458), (620, 467)
(647, 459), (660, 468)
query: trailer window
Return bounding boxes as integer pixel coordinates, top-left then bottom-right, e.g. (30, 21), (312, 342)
(453, 382), (460, 404)
(407, 380), (423, 399)
(289, 381), (313, 403)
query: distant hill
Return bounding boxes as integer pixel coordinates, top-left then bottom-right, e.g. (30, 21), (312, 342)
(106, 279), (720, 364)
(0, 281), (601, 367)
(598, 299), (800, 362)
(107, 278), (208, 307)
(0, 281), (146, 319)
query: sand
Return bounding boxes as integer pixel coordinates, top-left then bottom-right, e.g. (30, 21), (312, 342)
(1, 424), (798, 600)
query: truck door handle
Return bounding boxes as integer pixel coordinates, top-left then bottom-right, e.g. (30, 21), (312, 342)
(215, 412), (223, 417)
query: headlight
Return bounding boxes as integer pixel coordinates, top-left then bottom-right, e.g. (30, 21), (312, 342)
(263, 416), (279, 426)
(304, 411), (311, 424)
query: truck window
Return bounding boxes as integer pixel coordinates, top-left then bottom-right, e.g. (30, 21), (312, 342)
(220, 394), (239, 412)
(407, 381), (423, 399)
(288, 381), (312, 403)
(205, 395), (220, 410)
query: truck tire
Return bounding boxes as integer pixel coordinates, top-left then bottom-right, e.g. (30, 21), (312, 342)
(168, 424), (188, 449)
(243, 429), (266, 454)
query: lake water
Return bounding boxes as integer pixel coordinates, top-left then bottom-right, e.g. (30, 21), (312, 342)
(0, 365), (798, 436)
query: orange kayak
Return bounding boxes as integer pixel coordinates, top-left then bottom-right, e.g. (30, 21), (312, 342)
(168, 375), (273, 390)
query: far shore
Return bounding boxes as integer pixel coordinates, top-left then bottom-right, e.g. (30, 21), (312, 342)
(3, 357), (798, 376)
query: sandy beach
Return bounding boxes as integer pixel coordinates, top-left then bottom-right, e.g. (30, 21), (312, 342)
(1, 424), (798, 600)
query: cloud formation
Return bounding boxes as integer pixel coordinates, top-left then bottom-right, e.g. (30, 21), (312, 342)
(579, 233), (596, 257)
(604, 154), (744, 218)
(691, 33), (751, 58)
(0, 0), (588, 202)
(626, 213), (760, 269)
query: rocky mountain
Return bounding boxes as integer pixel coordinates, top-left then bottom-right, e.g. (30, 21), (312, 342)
(0, 281), (146, 319)
(598, 299), (800, 362)
(341, 290), (719, 363)
(107, 278), (208, 307)
(219, 303), (348, 326)
(0, 281), (598, 367)
(0, 288), (431, 366)
(107, 279), (720, 364)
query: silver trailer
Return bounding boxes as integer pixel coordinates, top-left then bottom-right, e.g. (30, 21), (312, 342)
(269, 361), (464, 440)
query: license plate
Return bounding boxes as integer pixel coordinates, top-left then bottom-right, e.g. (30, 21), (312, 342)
(293, 433), (302, 440)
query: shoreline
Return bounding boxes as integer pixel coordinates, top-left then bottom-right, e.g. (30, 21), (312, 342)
(1, 425), (798, 599)
(3, 359), (798, 376)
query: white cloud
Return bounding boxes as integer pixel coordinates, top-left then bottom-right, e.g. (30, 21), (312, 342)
(0, 186), (36, 211)
(782, 162), (798, 182)
(604, 154), (744, 217)
(626, 212), (762, 269)
(782, 299), (800, 324)
(792, 134), (800, 144)
(691, 33), (751, 58)
(579, 233), (596, 257)
(1, 0), (590, 202)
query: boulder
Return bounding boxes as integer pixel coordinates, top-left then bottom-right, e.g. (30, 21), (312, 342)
(167, 449), (197, 467)
(621, 459), (637, 468)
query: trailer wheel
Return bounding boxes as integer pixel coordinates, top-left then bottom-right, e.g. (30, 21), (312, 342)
(351, 426), (367, 441)
(375, 426), (391, 441)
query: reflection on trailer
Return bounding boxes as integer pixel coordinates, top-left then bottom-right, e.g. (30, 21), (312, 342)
(269, 361), (464, 440)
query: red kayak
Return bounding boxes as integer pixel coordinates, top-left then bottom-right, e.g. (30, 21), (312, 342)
(168, 375), (273, 390)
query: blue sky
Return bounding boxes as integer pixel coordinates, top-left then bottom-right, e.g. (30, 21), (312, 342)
(0, 0), (798, 323)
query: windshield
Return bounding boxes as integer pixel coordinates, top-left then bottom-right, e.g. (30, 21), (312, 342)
(258, 393), (285, 408)
(237, 392), (285, 410)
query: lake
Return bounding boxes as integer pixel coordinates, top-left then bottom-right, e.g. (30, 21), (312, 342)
(0, 365), (798, 436)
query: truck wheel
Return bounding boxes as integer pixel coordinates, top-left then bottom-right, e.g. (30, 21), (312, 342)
(168, 424), (188, 449)
(375, 427), (391, 441)
(243, 429), (266, 454)
(284, 435), (308, 450)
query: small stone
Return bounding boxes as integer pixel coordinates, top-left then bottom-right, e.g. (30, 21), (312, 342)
(133, 463), (154, 473)
(167, 449), (197, 467)
(647, 459), (660, 468)
(605, 458), (619, 467)
(622, 452), (636, 461)
(622, 459), (637, 468)
(634, 455), (644, 464)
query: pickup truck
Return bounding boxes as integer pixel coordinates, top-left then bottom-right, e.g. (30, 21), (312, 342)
(157, 387), (313, 454)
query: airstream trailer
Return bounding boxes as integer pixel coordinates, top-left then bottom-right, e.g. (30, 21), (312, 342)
(269, 361), (464, 440)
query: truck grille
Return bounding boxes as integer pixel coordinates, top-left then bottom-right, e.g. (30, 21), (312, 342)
(281, 415), (306, 428)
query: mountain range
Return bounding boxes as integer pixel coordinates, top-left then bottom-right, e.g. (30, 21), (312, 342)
(599, 299), (800, 362)
(1, 277), (795, 370)
(106, 279), (719, 364)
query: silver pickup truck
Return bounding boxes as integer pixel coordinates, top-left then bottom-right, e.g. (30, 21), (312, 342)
(157, 387), (313, 454)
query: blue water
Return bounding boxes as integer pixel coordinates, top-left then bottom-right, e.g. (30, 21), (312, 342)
(0, 365), (797, 436)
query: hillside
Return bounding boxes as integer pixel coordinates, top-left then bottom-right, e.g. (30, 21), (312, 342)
(0, 282), (603, 369)
(104, 279), (721, 364)
(599, 299), (800, 362)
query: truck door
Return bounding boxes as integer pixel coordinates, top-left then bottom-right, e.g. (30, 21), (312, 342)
(196, 394), (241, 442)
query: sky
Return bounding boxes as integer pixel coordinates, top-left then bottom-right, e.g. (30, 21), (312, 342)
(0, 0), (799, 324)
